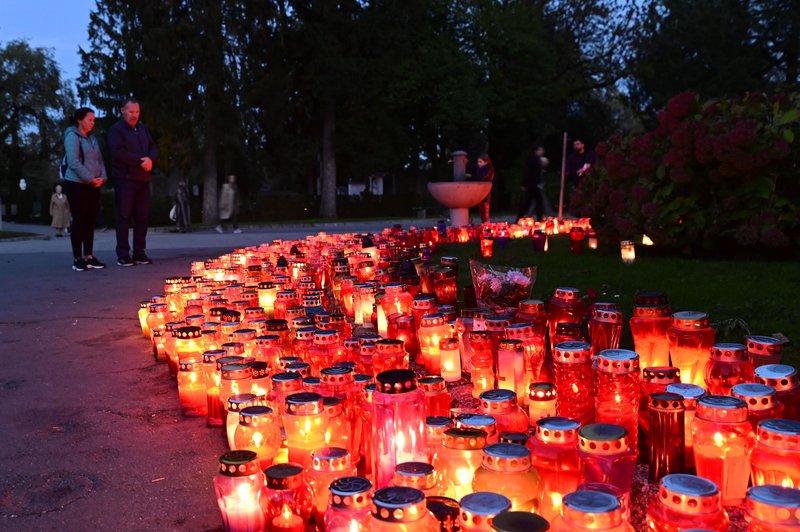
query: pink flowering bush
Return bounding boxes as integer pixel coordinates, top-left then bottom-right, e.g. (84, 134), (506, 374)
(571, 91), (800, 253)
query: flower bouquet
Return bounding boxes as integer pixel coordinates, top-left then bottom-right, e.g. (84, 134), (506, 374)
(470, 259), (536, 313)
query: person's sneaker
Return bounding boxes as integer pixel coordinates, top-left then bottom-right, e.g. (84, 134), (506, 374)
(117, 256), (135, 267)
(133, 254), (153, 265)
(215, 225), (224, 234)
(85, 256), (106, 269)
(233, 228), (242, 234)
(72, 258), (87, 271)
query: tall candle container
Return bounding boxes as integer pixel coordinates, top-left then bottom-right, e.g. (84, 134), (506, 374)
(176, 355), (207, 417)
(551, 322), (586, 350)
(257, 281), (278, 318)
(528, 416), (581, 521)
(308, 447), (357, 526)
(425, 416), (453, 463)
(267, 372), (303, 426)
(373, 339), (409, 377)
(220, 363), (254, 414)
(751, 419), (800, 488)
(553, 341), (595, 426)
(458, 492), (511, 532)
(392, 462), (443, 498)
(372, 369), (428, 488)
(732, 382), (785, 429)
(667, 311), (716, 388)
(547, 287), (584, 352)
(432, 267), (458, 307)
(162, 322), (185, 377)
(214, 450), (267, 532)
(138, 300), (151, 338)
(745, 485), (800, 531)
(645, 474), (728, 532)
(283, 392), (328, 469)
(261, 463), (312, 531)
(629, 300), (672, 370)
(755, 364), (800, 421)
(648, 392), (685, 482)
(577, 424), (637, 498)
(747, 335), (784, 369)
(478, 389), (528, 434)
(381, 283), (413, 319)
(665, 382), (706, 470)
(255, 335), (284, 368)
(248, 361), (270, 399)
(456, 309), (477, 373)
(265, 319), (292, 358)
(323, 397), (354, 458)
(234, 405), (280, 468)
(589, 309), (624, 358)
(620, 240), (635, 264)
(439, 337), (462, 382)
(325, 476), (373, 532)
(227, 393), (261, 449)
(433, 427), (487, 500)
(273, 290), (299, 321)
(595, 349), (640, 452)
(307, 330), (343, 376)
(704, 343), (753, 395)
(506, 321), (546, 393)
(366, 486), (439, 531)
(496, 339), (526, 401)
(418, 376), (452, 417)
(289, 326), (315, 364)
(469, 331), (497, 399)
(203, 349), (228, 427)
(692, 395), (756, 505)
(528, 382), (558, 424)
(471, 443), (541, 512)
(550, 490), (632, 532)
(418, 313), (449, 374)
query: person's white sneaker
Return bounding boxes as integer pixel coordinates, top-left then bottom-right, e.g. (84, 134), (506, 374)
(233, 228), (242, 234)
(215, 225), (223, 234)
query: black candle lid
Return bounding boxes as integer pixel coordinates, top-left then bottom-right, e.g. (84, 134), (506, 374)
(376, 369), (417, 394)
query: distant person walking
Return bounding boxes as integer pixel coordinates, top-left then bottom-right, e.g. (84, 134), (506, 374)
(475, 154), (494, 224)
(517, 144), (547, 222)
(49, 184), (70, 237)
(216, 175), (242, 234)
(62, 107), (108, 271)
(108, 97), (158, 266)
(174, 180), (191, 233)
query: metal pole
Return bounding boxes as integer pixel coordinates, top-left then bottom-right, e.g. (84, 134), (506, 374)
(558, 131), (568, 219)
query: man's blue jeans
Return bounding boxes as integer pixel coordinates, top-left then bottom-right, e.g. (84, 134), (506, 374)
(114, 179), (150, 259)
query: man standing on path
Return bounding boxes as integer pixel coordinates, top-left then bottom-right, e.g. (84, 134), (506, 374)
(108, 97), (158, 266)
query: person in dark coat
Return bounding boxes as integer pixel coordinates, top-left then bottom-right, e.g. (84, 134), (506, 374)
(475, 153), (494, 223)
(174, 180), (191, 233)
(517, 144), (547, 222)
(565, 138), (596, 188)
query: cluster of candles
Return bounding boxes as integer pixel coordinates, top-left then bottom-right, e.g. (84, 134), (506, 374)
(135, 222), (800, 531)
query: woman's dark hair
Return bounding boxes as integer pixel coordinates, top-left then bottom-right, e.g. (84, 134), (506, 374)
(72, 107), (95, 125)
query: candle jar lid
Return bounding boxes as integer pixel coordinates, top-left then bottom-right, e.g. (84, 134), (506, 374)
(643, 366), (681, 385)
(321, 366), (354, 386)
(371, 486), (427, 523)
(554, 287), (581, 301)
(635, 290), (669, 306)
(754, 364), (799, 392)
(671, 311), (710, 329)
(413, 294), (437, 309)
(250, 361), (269, 380)
(498, 338), (524, 352)
(333, 360), (358, 372)
(285, 392), (324, 415)
(633, 304), (671, 318)
(518, 299), (545, 315)
(659, 474), (720, 515)
(313, 329), (339, 345)
(747, 335), (783, 355)
(420, 313), (446, 328)
(426, 496), (460, 530)
(536, 416), (581, 444)
(555, 323), (581, 338)
(256, 334), (280, 347)
(757, 419), (800, 450)
(239, 405), (274, 427)
(179, 357), (201, 371)
(650, 392), (685, 412)
(695, 395), (748, 422)
(264, 463), (305, 490)
(218, 450), (260, 477)
(485, 316), (513, 331)
(746, 485), (800, 526)
(456, 414), (497, 436)
(271, 371), (303, 391)
(479, 389), (518, 413)
(394, 462), (437, 490)
(265, 319), (289, 332)
(354, 373), (373, 385)
(220, 310), (242, 323)
(529, 382), (557, 402)
(444, 427), (488, 450)
(710, 343), (748, 362)
(498, 432), (528, 446)
(376, 369), (417, 394)
(505, 323), (535, 339)
(459, 492), (511, 527)
(149, 302), (168, 313)
(666, 383), (706, 409)
(427, 416), (453, 429)
(593, 309), (624, 324)
(203, 349), (227, 364)
(229, 393), (259, 412)
(596, 349), (640, 374)
(293, 327), (316, 342)
(360, 343), (376, 357)
(440, 337), (459, 350)
(376, 339), (405, 355)
(323, 396), (343, 416)
(302, 376), (321, 391)
(491, 510), (550, 532)
(166, 321), (185, 333)
(258, 281), (276, 290)
(290, 315), (313, 330)
(732, 383), (778, 411)
(221, 363), (252, 381)
(418, 376), (446, 393)
(578, 423), (629, 455)
(330, 476), (373, 509)
(285, 362), (311, 376)
(553, 341), (592, 364)
(481, 442), (532, 472)
(562, 491), (623, 528)
(311, 446), (351, 472)
(233, 328), (257, 341)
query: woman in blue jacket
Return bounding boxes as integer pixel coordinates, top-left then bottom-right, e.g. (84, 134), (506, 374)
(62, 107), (107, 271)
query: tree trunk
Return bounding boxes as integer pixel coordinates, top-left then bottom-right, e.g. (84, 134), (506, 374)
(320, 100), (337, 218)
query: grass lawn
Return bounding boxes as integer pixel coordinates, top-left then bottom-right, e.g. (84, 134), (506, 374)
(434, 234), (800, 367)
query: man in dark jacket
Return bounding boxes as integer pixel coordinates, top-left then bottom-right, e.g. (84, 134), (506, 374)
(108, 97), (157, 266)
